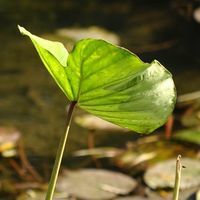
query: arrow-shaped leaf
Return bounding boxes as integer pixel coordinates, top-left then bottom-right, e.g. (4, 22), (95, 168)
(18, 25), (72, 99)
(19, 26), (176, 133)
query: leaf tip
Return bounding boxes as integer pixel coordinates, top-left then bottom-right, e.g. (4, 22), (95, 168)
(18, 25), (29, 36)
(151, 59), (161, 65)
(18, 25), (24, 33)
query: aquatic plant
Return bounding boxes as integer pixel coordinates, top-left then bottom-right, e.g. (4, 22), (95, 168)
(18, 25), (176, 200)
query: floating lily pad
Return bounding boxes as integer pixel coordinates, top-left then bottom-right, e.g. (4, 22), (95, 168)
(144, 158), (200, 189)
(57, 169), (137, 200)
(174, 128), (200, 145)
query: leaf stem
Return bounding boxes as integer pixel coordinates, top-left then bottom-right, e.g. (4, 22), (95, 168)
(45, 101), (76, 200)
(172, 155), (182, 200)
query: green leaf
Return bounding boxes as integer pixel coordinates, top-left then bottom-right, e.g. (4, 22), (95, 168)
(19, 27), (176, 133)
(67, 39), (176, 133)
(18, 25), (72, 99)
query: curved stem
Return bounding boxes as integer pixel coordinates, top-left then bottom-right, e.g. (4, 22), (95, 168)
(172, 155), (182, 200)
(45, 101), (76, 200)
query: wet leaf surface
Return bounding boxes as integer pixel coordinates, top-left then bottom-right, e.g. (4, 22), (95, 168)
(57, 169), (137, 200)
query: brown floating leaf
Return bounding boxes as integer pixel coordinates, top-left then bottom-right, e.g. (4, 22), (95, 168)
(57, 169), (137, 200)
(144, 158), (200, 190)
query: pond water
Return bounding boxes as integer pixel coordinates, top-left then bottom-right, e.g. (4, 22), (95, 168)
(0, 1), (200, 199)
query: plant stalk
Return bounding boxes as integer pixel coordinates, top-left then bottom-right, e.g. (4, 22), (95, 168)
(172, 155), (182, 200)
(45, 101), (76, 200)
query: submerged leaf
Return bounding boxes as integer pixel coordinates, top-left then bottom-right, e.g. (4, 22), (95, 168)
(19, 26), (176, 133)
